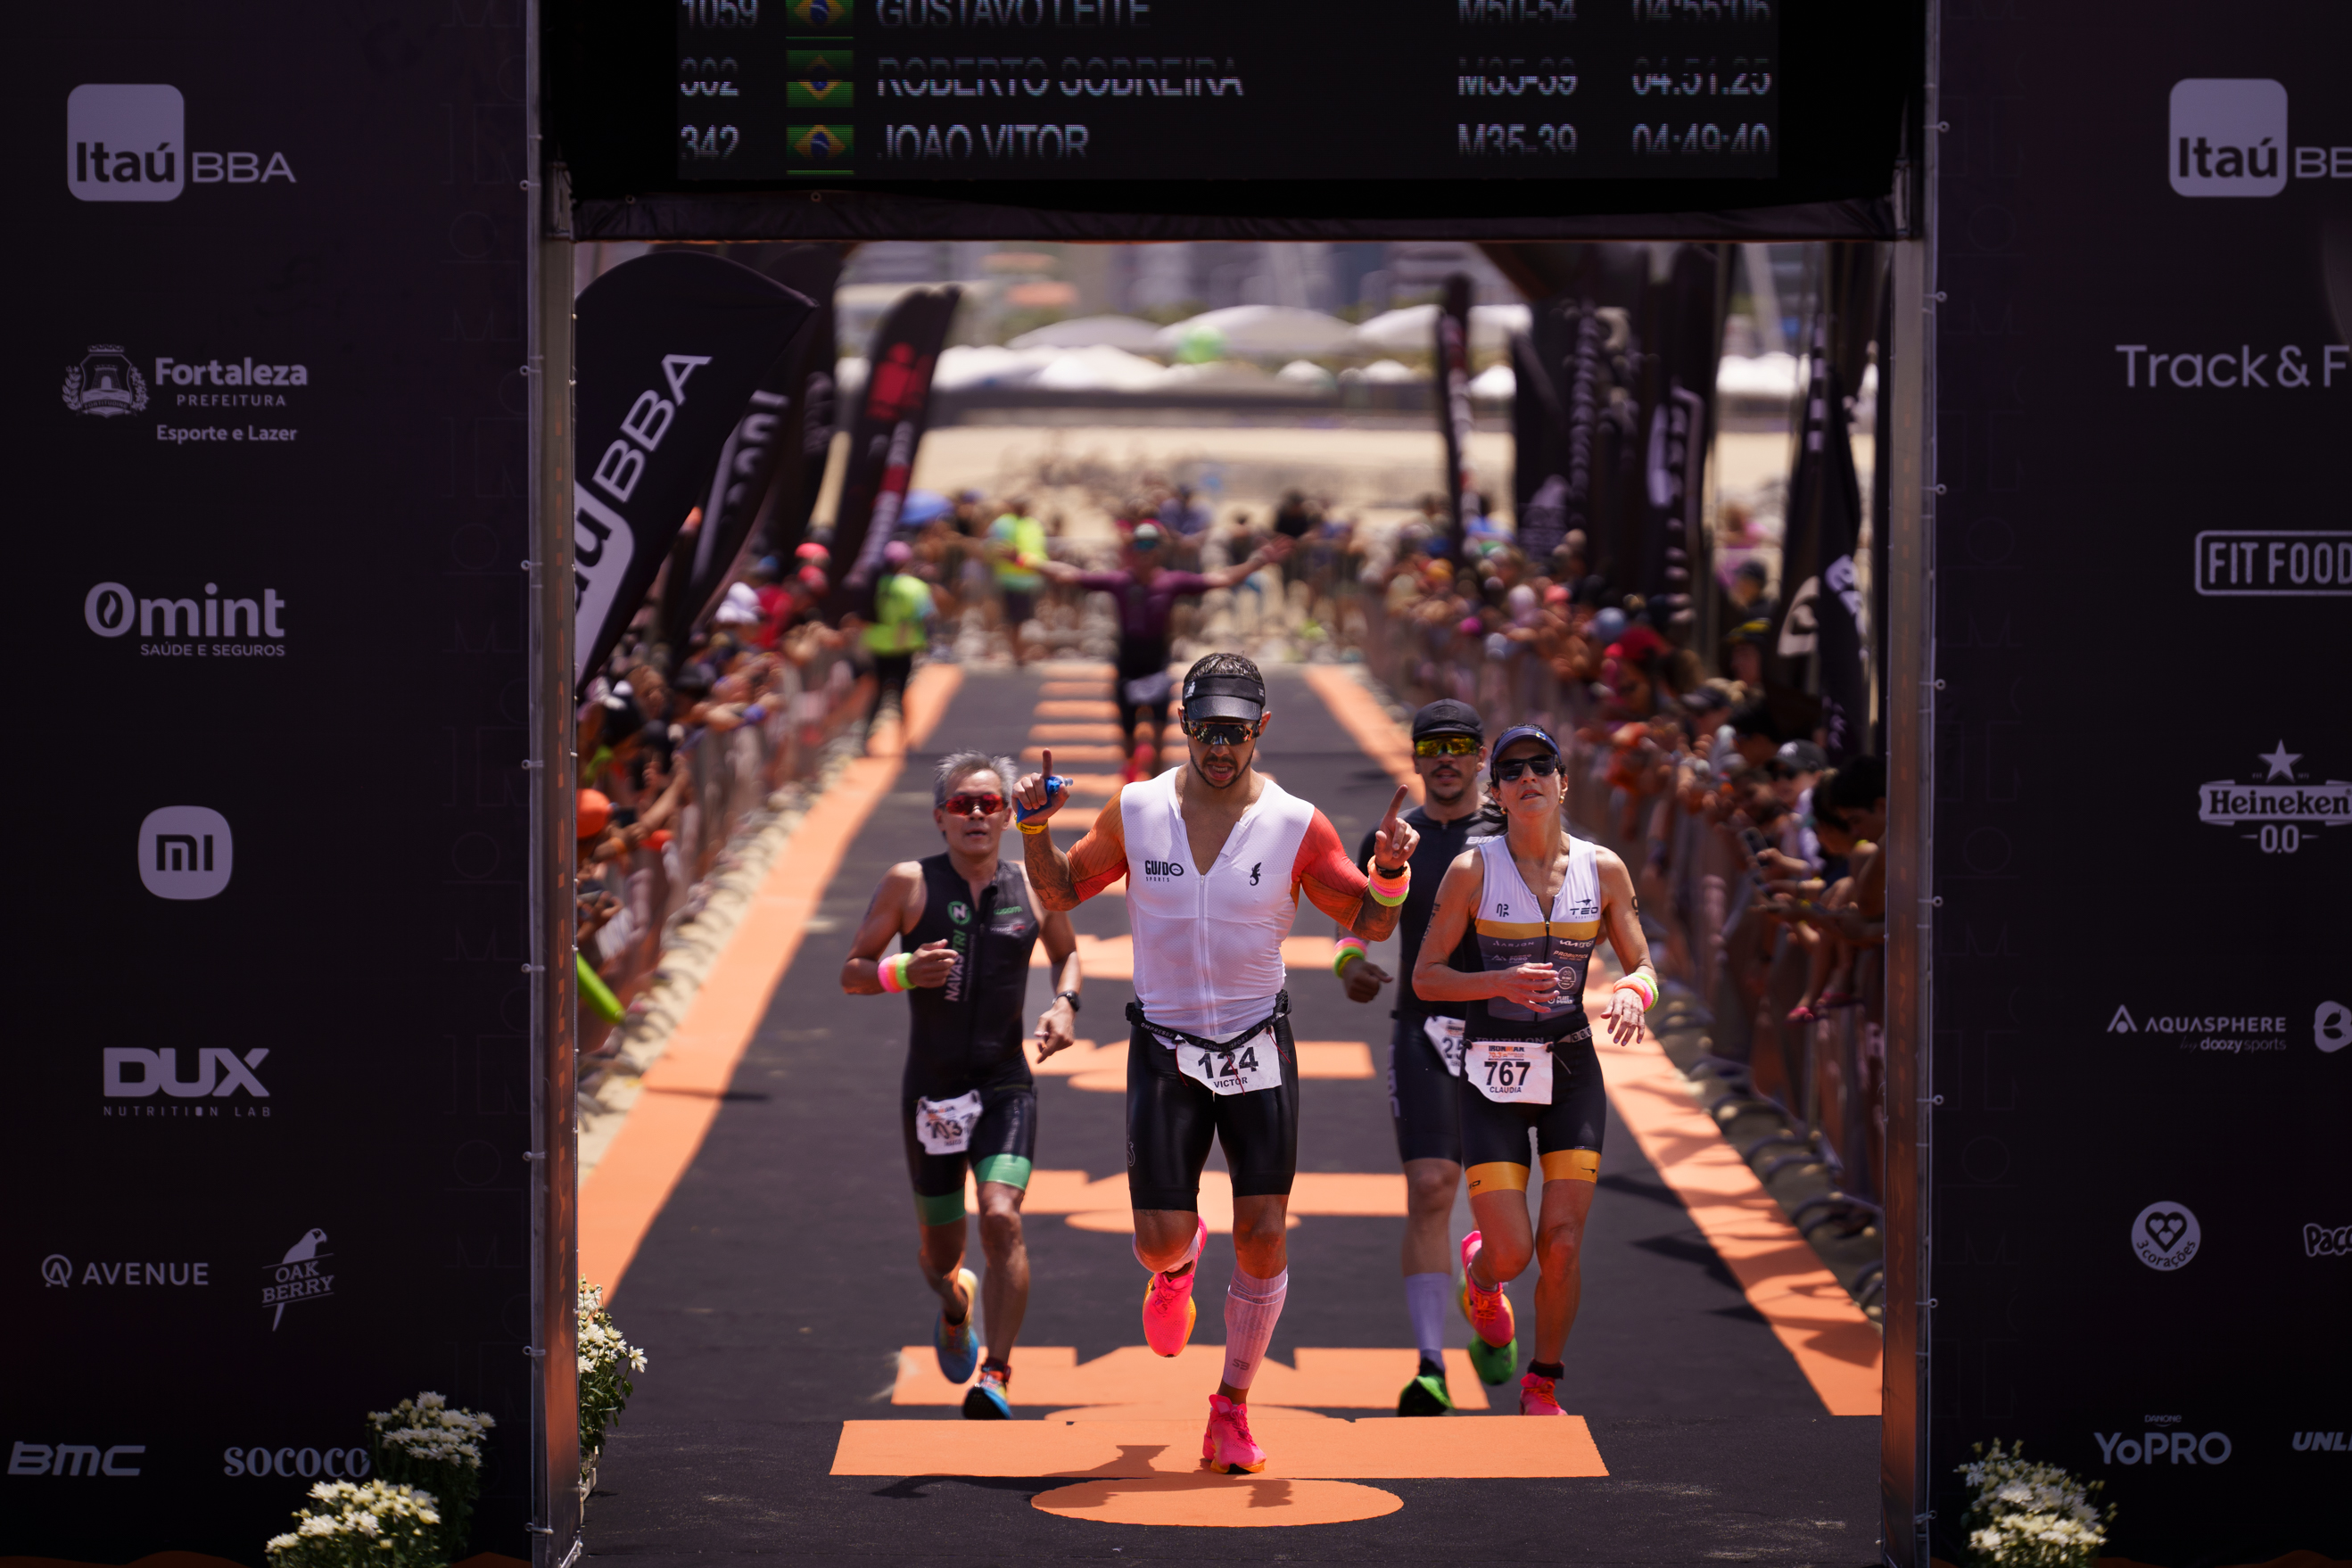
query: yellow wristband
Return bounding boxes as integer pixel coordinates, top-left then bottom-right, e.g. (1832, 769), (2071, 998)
(1018, 820), (1048, 836)
(1333, 938), (1367, 977)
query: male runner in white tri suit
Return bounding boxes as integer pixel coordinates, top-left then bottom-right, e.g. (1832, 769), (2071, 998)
(1412, 724), (1657, 1416)
(1015, 653), (1418, 1474)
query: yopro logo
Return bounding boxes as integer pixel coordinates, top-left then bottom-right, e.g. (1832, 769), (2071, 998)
(66, 85), (183, 202)
(2170, 79), (2287, 197)
(139, 806), (233, 899)
(2133, 1201), (2201, 1271)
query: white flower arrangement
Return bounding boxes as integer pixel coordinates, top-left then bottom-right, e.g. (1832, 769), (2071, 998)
(578, 1282), (647, 1483)
(1956, 1440), (2116, 1568)
(264, 1480), (442, 1568)
(367, 1392), (497, 1558)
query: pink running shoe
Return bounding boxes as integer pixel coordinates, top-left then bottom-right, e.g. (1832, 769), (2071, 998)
(1458, 1231), (1517, 1348)
(1200, 1393), (1267, 1474)
(1141, 1216), (1209, 1358)
(1519, 1370), (1566, 1416)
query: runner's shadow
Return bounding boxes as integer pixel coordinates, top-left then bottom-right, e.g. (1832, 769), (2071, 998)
(869, 1441), (1176, 1499)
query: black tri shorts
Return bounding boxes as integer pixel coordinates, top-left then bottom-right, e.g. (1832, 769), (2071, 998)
(1458, 1022), (1607, 1196)
(900, 1078), (1036, 1227)
(1389, 1011), (1465, 1166)
(1126, 1005), (1300, 1212)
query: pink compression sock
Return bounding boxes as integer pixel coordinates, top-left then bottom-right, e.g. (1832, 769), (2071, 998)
(1221, 1267), (1290, 1391)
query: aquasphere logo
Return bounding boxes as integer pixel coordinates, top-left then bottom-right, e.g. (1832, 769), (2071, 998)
(2170, 79), (2287, 197)
(2133, 1201), (2201, 1271)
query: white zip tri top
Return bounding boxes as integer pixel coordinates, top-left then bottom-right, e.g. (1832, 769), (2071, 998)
(1119, 769), (1317, 1039)
(1459, 831), (1602, 1038)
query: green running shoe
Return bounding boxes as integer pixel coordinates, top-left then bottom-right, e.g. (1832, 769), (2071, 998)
(1397, 1357), (1455, 1416)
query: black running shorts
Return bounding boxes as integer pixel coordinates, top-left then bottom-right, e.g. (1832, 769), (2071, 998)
(1458, 1025), (1606, 1195)
(1389, 1011), (1465, 1167)
(1126, 1013), (1300, 1211)
(901, 1081), (1036, 1227)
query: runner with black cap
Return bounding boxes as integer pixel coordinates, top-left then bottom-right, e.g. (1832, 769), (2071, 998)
(1014, 653), (1418, 1473)
(1411, 722), (1658, 1416)
(1330, 698), (1500, 1415)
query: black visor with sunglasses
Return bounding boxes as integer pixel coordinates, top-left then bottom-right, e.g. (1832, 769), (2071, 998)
(941, 791), (1006, 816)
(1182, 717), (1261, 748)
(1488, 722), (1564, 783)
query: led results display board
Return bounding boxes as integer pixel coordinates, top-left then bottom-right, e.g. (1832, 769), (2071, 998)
(676, 0), (1779, 182)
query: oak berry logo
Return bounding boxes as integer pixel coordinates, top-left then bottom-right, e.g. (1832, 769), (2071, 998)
(2169, 79), (2288, 197)
(2133, 1201), (2201, 1271)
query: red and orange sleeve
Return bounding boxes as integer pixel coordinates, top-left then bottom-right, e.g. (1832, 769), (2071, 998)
(1292, 809), (1368, 925)
(1062, 787), (1130, 902)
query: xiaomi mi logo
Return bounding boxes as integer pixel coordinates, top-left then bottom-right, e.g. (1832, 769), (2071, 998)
(140, 806), (233, 899)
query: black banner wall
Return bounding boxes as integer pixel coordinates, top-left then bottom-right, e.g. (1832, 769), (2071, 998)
(1931, 4), (2350, 1563)
(1434, 273), (1476, 558)
(4, 5), (538, 1557)
(828, 286), (959, 615)
(657, 244), (843, 648)
(574, 251), (814, 693)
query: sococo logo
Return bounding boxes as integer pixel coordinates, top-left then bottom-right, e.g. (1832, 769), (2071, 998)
(65, 83), (296, 203)
(2133, 1201), (2200, 1271)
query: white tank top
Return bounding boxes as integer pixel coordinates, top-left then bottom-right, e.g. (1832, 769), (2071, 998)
(1468, 833), (1601, 1034)
(1119, 769), (1315, 1038)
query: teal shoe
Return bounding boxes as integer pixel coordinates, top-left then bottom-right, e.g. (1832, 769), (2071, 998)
(962, 1363), (1011, 1419)
(934, 1267), (980, 1384)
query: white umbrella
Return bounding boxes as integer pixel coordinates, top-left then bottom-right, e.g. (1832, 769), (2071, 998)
(1006, 314), (1167, 351)
(1028, 344), (1172, 392)
(1349, 301), (1532, 355)
(1152, 305), (1356, 360)
(1468, 362), (1516, 400)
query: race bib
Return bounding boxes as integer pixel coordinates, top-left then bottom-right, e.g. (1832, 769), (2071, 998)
(915, 1090), (984, 1155)
(1169, 1027), (1283, 1097)
(1422, 1015), (1466, 1078)
(1465, 1040), (1554, 1106)
(1122, 671), (1174, 707)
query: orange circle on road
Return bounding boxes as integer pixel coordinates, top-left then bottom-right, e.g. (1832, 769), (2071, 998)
(1031, 1476), (1402, 1527)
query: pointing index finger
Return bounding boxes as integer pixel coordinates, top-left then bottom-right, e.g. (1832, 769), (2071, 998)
(1042, 747), (1053, 781)
(1386, 784), (1409, 823)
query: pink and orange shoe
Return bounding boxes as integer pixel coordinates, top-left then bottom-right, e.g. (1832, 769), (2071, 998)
(1142, 1217), (1209, 1358)
(1519, 1370), (1566, 1416)
(1458, 1231), (1519, 1385)
(1201, 1393), (1267, 1474)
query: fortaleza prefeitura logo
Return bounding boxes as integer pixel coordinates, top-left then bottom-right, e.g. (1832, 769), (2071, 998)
(63, 342), (309, 447)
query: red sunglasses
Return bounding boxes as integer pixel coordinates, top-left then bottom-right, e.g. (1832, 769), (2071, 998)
(942, 792), (1007, 817)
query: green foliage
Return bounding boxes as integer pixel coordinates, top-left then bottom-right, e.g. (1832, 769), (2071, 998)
(579, 1282), (648, 1473)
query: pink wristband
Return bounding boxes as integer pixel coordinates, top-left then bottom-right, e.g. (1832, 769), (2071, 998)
(1365, 861), (1409, 907)
(878, 952), (912, 994)
(1617, 970), (1657, 1011)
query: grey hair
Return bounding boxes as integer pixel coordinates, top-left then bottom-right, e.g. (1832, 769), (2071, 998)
(933, 749), (1019, 806)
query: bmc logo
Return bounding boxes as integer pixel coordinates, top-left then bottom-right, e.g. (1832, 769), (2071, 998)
(139, 806), (233, 899)
(2170, 79), (2286, 196)
(1143, 859), (1186, 878)
(7, 1442), (144, 1476)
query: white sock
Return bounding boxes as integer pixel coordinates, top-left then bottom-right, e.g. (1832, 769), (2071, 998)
(1135, 1222), (1202, 1276)
(1404, 1273), (1450, 1365)
(1221, 1267), (1289, 1391)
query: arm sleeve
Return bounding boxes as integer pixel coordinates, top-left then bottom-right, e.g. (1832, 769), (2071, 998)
(1062, 788), (1130, 902)
(1074, 570), (1127, 592)
(1294, 809), (1369, 925)
(1166, 572), (1217, 597)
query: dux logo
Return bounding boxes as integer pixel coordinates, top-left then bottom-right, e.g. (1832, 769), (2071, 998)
(266, 1228), (334, 1330)
(2170, 79), (2288, 197)
(2317, 1001), (2350, 1053)
(62, 345), (148, 417)
(139, 806), (233, 899)
(2133, 1201), (2201, 1271)
(66, 84), (183, 202)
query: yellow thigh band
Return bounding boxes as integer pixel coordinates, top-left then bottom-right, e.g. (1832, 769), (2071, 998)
(1540, 1148), (1600, 1184)
(1465, 1161), (1529, 1195)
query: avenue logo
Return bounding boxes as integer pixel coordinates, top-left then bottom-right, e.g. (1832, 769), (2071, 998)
(41, 1253), (211, 1287)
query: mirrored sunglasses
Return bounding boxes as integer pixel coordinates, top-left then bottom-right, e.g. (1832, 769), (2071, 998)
(942, 792), (1007, 817)
(1414, 735), (1480, 758)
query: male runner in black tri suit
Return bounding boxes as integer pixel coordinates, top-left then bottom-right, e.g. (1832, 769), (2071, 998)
(842, 751), (1082, 1418)
(1413, 724), (1657, 1417)
(1331, 699), (1499, 1414)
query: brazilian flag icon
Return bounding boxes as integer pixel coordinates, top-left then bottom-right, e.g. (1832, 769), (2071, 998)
(788, 0), (854, 28)
(788, 124), (854, 169)
(788, 49), (854, 108)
